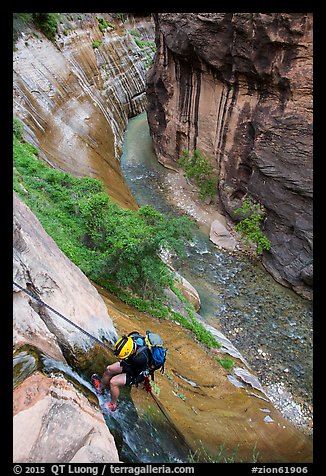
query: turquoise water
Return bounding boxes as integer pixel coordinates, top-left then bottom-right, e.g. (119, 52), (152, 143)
(120, 112), (313, 433)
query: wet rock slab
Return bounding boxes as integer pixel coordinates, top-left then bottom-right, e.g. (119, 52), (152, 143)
(97, 286), (313, 463)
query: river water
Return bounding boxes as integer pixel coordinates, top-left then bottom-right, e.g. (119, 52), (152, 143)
(119, 112), (313, 436)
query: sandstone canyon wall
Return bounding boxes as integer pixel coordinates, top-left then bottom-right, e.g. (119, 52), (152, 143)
(12, 13), (314, 463)
(146, 13), (313, 299)
(13, 192), (120, 462)
(13, 13), (155, 210)
(12, 191), (313, 463)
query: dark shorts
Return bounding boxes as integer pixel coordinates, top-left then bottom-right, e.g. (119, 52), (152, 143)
(120, 361), (145, 386)
(125, 373), (135, 385)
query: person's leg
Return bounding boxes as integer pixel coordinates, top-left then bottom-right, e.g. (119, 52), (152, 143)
(100, 361), (123, 390)
(109, 373), (127, 406)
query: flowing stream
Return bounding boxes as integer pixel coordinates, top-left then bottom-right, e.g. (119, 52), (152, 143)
(119, 111), (313, 436)
(13, 345), (190, 463)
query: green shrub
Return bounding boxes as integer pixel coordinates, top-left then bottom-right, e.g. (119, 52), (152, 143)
(92, 41), (102, 49)
(134, 37), (156, 53)
(178, 149), (217, 201)
(32, 13), (60, 41)
(97, 17), (109, 33)
(13, 135), (193, 299)
(215, 356), (235, 370)
(97, 17), (109, 27)
(13, 117), (24, 141)
(234, 197), (271, 255)
(13, 132), (224, 351)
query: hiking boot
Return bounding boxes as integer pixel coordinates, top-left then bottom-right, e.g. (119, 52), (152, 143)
(91, 374), (104, 395)
(103, 401), (118, 413)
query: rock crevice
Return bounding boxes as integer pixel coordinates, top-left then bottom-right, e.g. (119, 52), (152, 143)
(146, 13), (313, 298)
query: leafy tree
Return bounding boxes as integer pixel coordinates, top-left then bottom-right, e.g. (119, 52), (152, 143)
(76, 195), (193, 297)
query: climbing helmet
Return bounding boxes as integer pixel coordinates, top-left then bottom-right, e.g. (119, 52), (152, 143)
(114, 336), (135, 359)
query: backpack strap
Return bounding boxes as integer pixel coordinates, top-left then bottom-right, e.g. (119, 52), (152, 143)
(128, 331), (142, 337)
(145, 332), (163, 349)
(135, 344), (150, 366)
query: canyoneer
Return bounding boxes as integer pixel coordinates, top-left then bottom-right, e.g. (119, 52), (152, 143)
(91, 331), (167, 412)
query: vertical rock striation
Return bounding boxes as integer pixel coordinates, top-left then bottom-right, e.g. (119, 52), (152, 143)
(147, 13), (313, 299)
(13, 13), (155, 209)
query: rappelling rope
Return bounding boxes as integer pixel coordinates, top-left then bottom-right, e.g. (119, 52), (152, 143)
(13, 280), (115, 354)
(146, 383), (193, 452)
(13, 280), (193, 451)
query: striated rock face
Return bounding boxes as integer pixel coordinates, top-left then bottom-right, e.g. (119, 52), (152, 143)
(13, 192), (120, 462)
(147, 13), (313, 299)
(13, 13), (155, 209)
